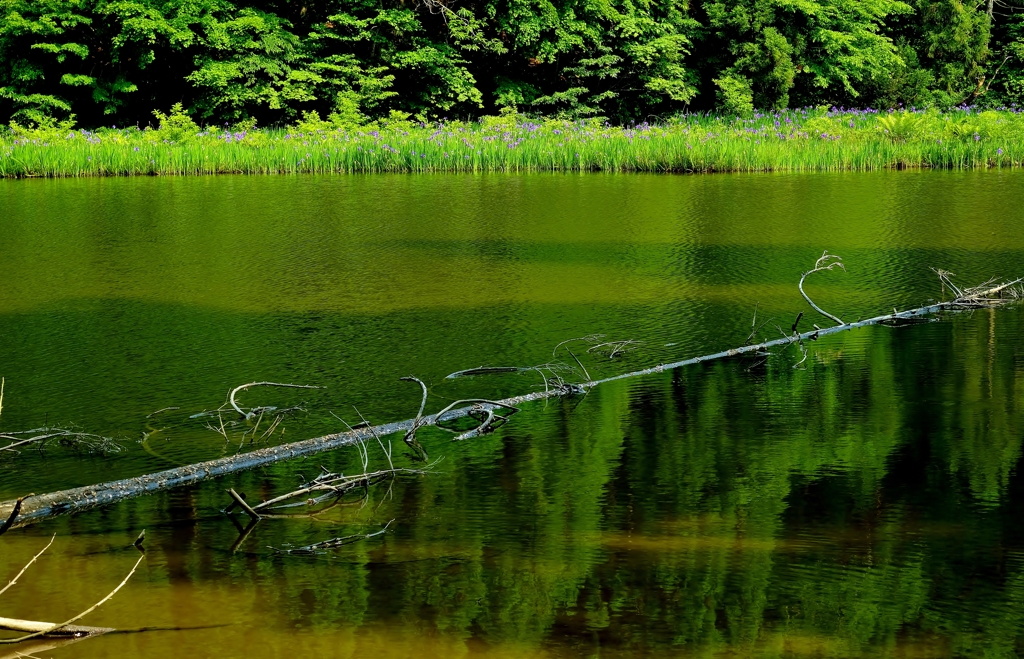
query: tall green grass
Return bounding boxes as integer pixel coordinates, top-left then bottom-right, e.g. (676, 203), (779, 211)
(1, 107), (1022, 177)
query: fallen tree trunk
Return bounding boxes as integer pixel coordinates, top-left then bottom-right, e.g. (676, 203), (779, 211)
(1, 276), (1018, 530)
(0, 617), (112, 637)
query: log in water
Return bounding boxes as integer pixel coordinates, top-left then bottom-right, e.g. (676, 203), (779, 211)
(3, 279), (1018, 530)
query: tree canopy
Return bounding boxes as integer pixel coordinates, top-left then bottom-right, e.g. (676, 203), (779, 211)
(1, 0), (1023, 125)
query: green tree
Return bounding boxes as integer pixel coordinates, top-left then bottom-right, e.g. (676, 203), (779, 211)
(696, 0), (911, 112)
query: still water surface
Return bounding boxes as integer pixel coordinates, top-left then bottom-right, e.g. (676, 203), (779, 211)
(1, 172), (1023, 657)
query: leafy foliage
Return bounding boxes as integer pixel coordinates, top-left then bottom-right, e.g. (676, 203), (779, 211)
(2, 0), (1024, 125)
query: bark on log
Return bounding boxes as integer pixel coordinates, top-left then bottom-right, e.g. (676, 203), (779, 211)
(0, 617), (112, 636)
(1, 279), (1018, 530)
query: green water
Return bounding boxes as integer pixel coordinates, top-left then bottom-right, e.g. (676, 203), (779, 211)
(1, 172), (1023, 658)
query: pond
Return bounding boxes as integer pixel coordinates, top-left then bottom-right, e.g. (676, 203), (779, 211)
(1, 172), (1023, 658)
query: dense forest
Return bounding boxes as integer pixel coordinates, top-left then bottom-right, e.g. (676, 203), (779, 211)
(1, 0), (1023, 127)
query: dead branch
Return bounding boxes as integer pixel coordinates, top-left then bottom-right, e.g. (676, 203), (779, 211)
(350, 407), (395, 468)
(0, 553), (144, 645)
(228, 382), (322, 420)
(799, 251), (846, 326)
(0, 497), (26, 537)
(0, 617), (112, 637)
(260, 415), (283, 441)
(445, 367), (532, 379)
(0, 534), (53, 597)
(945, 272), (1023, 307)
(433, 399), (520, 441)
(746, 303), (776, 345)
(563, 347), (590, 381)
(248, 465), (435, 513)
(227, 489), (261, 521)
(552, 335), (605, 357)
(204, 412), (229, 441)
(145, 407), (179, 419)
(399, 376), (429, 460)
(587, 339), (642, 359)
(0, 428), (122, 456)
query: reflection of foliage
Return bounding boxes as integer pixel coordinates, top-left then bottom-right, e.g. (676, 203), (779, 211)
(97, 307), (1020, 657)
(1, 188), (1022, 655)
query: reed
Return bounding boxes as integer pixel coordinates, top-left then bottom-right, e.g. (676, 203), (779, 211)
(1, 107), (1022, 178)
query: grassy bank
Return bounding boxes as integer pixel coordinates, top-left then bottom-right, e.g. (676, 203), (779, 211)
(2, 107), (1023, 177)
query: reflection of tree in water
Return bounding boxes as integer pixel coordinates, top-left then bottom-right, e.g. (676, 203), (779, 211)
(432, 320), (1014, 652)
(26, 307), (1016, 657)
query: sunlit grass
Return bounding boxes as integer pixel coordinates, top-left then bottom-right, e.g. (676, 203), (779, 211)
(1, 107), (1022, 177)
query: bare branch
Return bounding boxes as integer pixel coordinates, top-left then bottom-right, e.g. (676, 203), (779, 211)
(0, 554), (144, 645)
(552, 334), (604, 358)
(228, 382), (322, 420)
(145, 407), (179, 419)
(445, 367), (530, 379)
(226, 489), (261, 521)
(0, 534), (53, 597)
(0, 496), (27, 537)
(799, 251), (846, 326)
(399, 377), (429, 461)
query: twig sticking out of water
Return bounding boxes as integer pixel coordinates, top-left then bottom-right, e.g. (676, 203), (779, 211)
(0, 496), (28, 538)
(934, 269), (1024, 307)
(204, 412), (229, 441)
(587, 339), (642, 359)
(799, 251), (846, 326)
(433, 399), (520, 441)
(0, 552), (144, 645)
(227, 489), (261, 521)
(399, 376), (429, 460)
(228, 382), (323, 420)
(934, 268), (963, 299)
(445, 366), (534, 379)
(551, 335), (605, 358)
(0, 534), (53, 596)
(145, 407), (179, 419)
